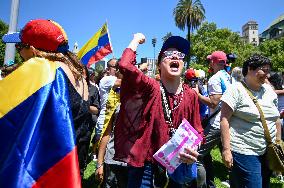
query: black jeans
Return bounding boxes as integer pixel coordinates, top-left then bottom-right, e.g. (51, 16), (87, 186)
(198, 126), (221, 187)
(103, 163), (128, 188)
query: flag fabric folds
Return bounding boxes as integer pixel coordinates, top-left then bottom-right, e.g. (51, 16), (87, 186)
(99, 88), (120, 144)
(0, 58), (81, 188)
(78, 23), (113, 67)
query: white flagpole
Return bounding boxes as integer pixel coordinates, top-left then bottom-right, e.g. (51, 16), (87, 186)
(4, 0), (20, 66)
(105, 20), (115, 58)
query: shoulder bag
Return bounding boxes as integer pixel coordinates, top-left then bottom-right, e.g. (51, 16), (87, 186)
(241, 81), (284, 172)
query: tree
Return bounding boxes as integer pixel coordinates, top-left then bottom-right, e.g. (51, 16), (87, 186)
(190, 22), (259, 72)
(162, 32), (173, 43)
(258, 38), (284, 72)
(0, 20), (9, 67)
(0, 19), (22, 67)
(173, 0), (205, 68)
(190, 22), (284, 73)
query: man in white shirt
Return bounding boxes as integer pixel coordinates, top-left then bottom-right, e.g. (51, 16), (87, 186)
(95, 59), (121, 138)
(197, 51), (232, 187)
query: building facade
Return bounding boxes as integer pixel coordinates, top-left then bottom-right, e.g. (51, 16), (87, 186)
(140, 57), (157, 78)
(242, 21), (259, 46)
(260, 14), (284, 41)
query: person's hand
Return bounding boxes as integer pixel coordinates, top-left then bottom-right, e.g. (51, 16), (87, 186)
(280, 110), (284, 119)
(192, 84), (199, 94)
(95, 165), (104, 183)
(133, 33), (145, 44)
(179, 147), (198, 164)
(139, 63), (148, 73)
(222, 148), (233, 169)
(128, 33), (145, 51)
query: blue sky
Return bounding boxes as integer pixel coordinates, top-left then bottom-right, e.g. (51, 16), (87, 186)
(0, 0), (283, 62)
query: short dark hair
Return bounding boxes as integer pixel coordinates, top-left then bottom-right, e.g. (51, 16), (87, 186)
(242, 54), (272, 77)
(107, 58), (117, 67)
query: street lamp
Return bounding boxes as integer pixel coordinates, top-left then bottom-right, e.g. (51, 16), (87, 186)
(152, 38), (157, 59)
(151, 38), (157, 78)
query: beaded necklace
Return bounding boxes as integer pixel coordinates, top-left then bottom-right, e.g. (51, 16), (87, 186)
(172, 88), (184, 111)
(160, 82), (184, 137)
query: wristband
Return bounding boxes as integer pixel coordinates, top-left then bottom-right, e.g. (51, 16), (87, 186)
(96, 162), (104, 170)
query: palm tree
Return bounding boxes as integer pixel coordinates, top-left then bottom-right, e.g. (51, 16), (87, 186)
(162, 32), (173, 43)
(173, 0), (205, 68)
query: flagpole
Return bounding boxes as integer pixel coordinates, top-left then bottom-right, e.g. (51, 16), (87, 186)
(4, 0), (20, 66)
(106, 20), (115, 58)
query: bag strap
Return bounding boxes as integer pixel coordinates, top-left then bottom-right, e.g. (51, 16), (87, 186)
(205, 107), (221, 123)
(241, 81), (272, 144)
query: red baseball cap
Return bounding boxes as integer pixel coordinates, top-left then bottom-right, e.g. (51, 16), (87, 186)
(2, 19), (69, 53)
(208, 51), (227, 64)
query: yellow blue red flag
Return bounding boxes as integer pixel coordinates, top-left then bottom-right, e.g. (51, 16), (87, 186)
(99, 88), (120, 144)
(0, 58), (81, 188)
(78, 23), (113, 67)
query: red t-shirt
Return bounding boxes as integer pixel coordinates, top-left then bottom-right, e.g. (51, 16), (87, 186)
(114, 48), (203, 167)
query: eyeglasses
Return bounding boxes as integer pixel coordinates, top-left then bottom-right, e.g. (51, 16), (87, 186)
(108, 65), (118, 70)
(15, 43), (29, 52)
(163, 51), (185, 60)
(258, 66), (271, 73)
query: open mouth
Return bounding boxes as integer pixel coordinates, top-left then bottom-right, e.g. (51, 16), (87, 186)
(170, 61), (180, 72)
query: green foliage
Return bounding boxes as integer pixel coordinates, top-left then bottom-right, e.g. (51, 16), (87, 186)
(162, 32), (173, 43)
(191, 21), (284, 73)
(83, 147), (283, 188)
(189, 62), (209, 73)
(173, 0), (205, 34)
(191, 22), (259, 70)
(0, 20), (9, 67)
(0, 19), (22, 67)
(258, 38), (284, 72)
(173, 0), (205, 68)
(0, 20), (8, 36)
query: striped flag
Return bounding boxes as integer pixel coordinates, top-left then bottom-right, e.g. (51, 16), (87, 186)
(78, 23), (113, 67)
(0, 58), (81, 188)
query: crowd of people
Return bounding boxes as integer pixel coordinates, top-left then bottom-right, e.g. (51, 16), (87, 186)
(1, 18), (284, 188)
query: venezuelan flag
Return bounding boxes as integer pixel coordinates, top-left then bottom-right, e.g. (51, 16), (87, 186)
(78, 23), (113, 67)
(99, 88), (120, 144)
(0, 58), (81, 188)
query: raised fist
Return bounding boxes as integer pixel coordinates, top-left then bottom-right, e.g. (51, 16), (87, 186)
(133, 33), (146, 44)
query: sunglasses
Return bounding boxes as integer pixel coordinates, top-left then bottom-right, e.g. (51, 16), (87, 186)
(108, 65), (118, 70)
(258, 66), (271, 73)
(163, 51), (185, 60)
(15, 43), (29, 52)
